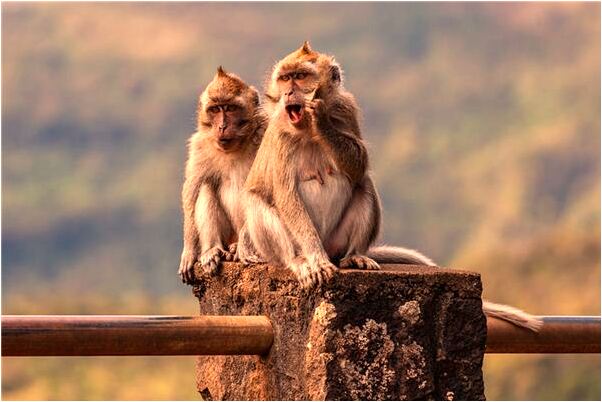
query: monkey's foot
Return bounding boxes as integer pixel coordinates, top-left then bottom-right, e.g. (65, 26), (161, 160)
(240, 254), (265, 265)
(199, 247), (225, 275)
(292, 256), (337, 289)
(223, 243), (238, 262)
(340, 255), (380, 270)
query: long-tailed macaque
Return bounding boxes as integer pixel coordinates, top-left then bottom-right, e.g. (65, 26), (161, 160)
(238, 41), (386, 287)
(237, 42), (542, 331)
(178, 67), (266, 284)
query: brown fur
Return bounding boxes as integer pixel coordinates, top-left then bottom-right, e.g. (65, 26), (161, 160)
(179, 67), (266, 284)
(239, 42), (382, 288)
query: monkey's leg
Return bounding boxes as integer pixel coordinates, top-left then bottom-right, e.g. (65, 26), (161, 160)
(325, 176), (381, 270)
(244, 193), (332, 287)
(193, 184), (234, 279)
(235, 225), (264, 264)
(244, 194), (297, 266)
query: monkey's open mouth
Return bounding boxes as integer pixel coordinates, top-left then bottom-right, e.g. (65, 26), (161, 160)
(285, 104), (304, 124)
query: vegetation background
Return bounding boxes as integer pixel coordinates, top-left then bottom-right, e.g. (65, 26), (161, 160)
(2, 2), (600, 400)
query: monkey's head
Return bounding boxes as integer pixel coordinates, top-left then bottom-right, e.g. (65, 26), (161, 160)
(265, 41), (343, 126)
(198, 66), (260, 152)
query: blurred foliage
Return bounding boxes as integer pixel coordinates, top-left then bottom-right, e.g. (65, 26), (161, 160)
(2, 2), (600, 400)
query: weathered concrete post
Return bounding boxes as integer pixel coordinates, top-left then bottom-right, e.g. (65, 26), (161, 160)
(192, 263), (487, 400)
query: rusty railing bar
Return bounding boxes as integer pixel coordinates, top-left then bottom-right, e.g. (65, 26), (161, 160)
(486, 315), (600, 354)
(1, 315), (273, 356)
(2, 314), (599, 356)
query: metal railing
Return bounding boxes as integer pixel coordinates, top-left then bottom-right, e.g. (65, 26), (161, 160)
(1, 315), (599, 356)
(486, 315), (600, 353)
(1, 315), (273, 356)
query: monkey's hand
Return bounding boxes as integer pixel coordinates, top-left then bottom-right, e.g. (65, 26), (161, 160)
(223, 243), (238, 262)
(199, 246), (225, 275)
(291, 254), (337, 289)
(340, 255), (380, 271)
(178, 248), (198, 284)
(307, 99), (329, 132)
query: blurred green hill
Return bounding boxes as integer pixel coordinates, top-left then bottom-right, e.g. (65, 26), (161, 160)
(2, 3), (600, 400)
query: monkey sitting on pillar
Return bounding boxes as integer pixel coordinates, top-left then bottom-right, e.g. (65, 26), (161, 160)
(237, 41), (387, 287)
(178, 67), (266, 284)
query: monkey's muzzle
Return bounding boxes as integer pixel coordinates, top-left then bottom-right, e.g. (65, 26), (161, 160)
(217, 137), (238, 151)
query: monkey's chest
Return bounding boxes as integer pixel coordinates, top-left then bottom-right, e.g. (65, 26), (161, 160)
(298, 173), (353, 240)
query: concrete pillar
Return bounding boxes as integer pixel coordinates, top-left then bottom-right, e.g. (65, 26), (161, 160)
(192, 263), (486, 400)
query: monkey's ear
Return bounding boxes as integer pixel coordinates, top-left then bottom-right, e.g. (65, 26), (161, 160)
(249, 86), (260, 107)
(301, 41), (312, 54)
(217, 66), (228, 77)
(330, 64), (341, 84)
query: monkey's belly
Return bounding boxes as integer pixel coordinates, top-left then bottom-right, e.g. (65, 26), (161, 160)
(220, 180), (246, 233)
(219, 162), (251, 234)
(298, 174), (352, 240)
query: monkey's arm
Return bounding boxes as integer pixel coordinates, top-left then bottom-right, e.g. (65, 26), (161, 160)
(310, 99), (368, 184)
(179, 169), (202, 282)
(181, 179), (234, 283)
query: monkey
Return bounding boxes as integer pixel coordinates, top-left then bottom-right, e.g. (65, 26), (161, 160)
(237, 41), (385, 288)
(178, 66), (266, 284)
(237, 42), (542, 331)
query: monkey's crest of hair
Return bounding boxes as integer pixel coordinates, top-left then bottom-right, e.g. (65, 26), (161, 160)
(202, 67), (249, 102)
(265, 41), (344, 103)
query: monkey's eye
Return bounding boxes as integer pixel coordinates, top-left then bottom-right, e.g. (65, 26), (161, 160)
(280, 74), (290, 82)
(207, 106), (220, 113)
(224, 104), (239, 112)
(295, 72), (307, 80)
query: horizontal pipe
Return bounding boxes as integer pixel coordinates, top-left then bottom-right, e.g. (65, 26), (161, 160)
(486, 316), (600, 353)
(1, 315), (273, 356)
(3, 315), (599, 356)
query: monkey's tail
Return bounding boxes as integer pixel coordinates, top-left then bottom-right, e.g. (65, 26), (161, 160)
(367, 245), (543, 332)
(482, 300), (543, 332)
(366, 245), (436, 266)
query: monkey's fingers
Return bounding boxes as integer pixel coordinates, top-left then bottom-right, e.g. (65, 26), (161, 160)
(312, 270), (323, 288)
(340, 255), (380, 271)
(295, 264), (312, 289)
(186, 266), (195, 284)
(201, 252), (222, 275)
(364, 258), (380, 271)
(203, 260), (218, 275)
(224, 243), (238, 261)
(320, 261), (337, 279)
(303, 274), (315, 290)
(242, 254), (264, 265)
(179, 256), (196, 284)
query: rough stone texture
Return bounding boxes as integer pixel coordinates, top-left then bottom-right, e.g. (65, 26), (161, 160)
(192, 263), (486, 401)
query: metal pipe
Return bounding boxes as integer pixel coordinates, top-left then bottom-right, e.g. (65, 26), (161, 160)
(486, 316), (600, 353)
(1, 315), (273, 356)
(3, 314), (599, 356)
